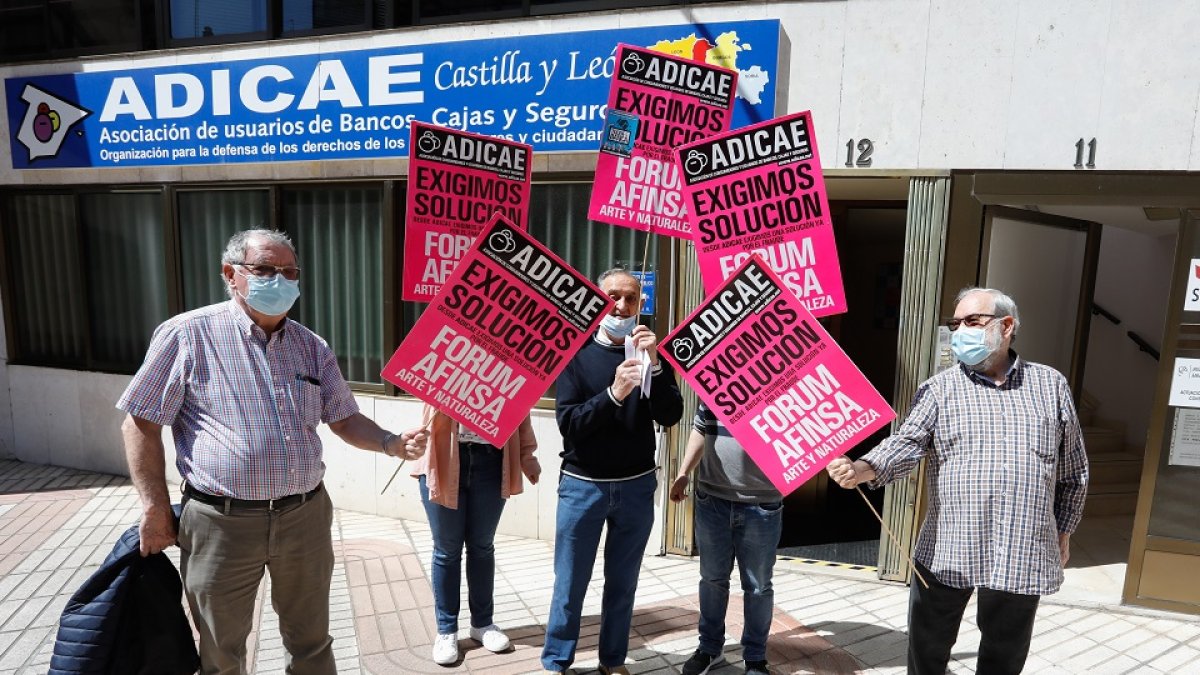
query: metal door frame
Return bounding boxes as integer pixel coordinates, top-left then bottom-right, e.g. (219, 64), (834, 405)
(1123, 213), (1200, 614)
(979, 205), (1102, 401)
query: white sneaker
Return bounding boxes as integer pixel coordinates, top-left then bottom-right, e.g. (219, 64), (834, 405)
(431, 632), (459, 665)
(469, 623), (511, 652)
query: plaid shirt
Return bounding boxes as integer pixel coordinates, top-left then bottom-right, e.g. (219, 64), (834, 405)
(118, 301), (359, 500)
(863, 353), (1088, 595)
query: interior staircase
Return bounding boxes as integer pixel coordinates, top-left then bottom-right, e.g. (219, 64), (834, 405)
(1078, 392), (1142, 516)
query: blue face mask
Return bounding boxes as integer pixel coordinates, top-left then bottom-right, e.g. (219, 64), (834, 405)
(601, 313), (638, 339)
(950, 325), (995, 366)
(239, 271), (300, 316)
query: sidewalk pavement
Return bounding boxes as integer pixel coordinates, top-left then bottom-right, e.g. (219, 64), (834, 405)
(2, 459), (1198, 674)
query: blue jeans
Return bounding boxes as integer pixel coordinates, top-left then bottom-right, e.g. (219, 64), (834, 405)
(419, 443), (506, 634)
(540, 472), (657, 671)
(693, 488), (783, 662)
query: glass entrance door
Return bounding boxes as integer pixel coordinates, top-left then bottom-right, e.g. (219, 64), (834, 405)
(1124, 213), (1200, 614)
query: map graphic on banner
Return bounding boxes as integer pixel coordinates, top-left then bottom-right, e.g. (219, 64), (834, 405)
(4, 21), (778, 169)
(402, 122), (532, 302)
(658, 256), (894, 495)
(586, 45), (737, 239)
(382, 214), (612, 445)
(676, 110), (847, 317)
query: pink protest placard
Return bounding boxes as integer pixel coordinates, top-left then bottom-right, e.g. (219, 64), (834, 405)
(402, 121), (533, 302)
(587, 44), (737, 239)
(383, 214), (612, 445)
(676, 110), (847, 317)
(658, 256), (894, 495)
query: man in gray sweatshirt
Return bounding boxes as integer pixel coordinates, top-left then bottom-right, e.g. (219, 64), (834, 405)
(670, 403), (783, 675)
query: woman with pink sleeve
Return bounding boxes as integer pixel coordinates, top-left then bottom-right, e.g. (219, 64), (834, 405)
(410, 404), (540, 666)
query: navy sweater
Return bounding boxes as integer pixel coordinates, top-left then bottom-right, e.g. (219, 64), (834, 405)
(555, 339), (684, 479)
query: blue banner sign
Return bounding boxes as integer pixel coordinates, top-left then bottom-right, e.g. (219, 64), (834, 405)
(5, 20), (779, 169)
(630, 270), (656, 316)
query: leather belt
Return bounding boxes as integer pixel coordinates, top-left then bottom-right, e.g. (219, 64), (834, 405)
(461, 441), (501, 452)
(184, 482), (322, 513)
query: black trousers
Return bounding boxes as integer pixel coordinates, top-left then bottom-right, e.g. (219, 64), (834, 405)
(907, 561), (1040, 675)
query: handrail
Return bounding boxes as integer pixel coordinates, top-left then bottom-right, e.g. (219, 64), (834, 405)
(1126, 331), (1160, 361)
(1091, 303), (1121, 325)
(1092, 302), (1158, 360)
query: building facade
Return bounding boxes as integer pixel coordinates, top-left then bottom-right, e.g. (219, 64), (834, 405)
(2, 0), (1198, 614)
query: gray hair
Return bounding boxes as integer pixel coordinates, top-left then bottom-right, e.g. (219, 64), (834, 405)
(954, 286), (1020, 338)
(222, 229), (297, 298)
(222, 229), (297, 266)
(597, 267), (640, 292)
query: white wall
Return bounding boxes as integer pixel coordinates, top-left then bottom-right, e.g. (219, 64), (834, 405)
(1082, 227), (1176, 446)
(0, 304), (13, 460)
(985, 216), (1088, 378)
(768, 0), (1200, 172)
(2, 365), (669, 544)
(317, 396), (569, 542)
(8, 366), (132, 474)
(4, 0), (1200, 185)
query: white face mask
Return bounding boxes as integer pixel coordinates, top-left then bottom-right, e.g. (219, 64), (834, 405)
(950, 321), (1002, 368)
(600, 313), (638, 338)
(237, 268), (300, 316)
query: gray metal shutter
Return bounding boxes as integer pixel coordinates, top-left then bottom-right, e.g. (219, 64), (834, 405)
(876, 176), (951, 581)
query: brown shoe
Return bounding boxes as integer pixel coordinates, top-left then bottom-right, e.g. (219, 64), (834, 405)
(598, 666), (631, 675)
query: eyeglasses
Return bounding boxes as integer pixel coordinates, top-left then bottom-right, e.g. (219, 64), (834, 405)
(234, 262), (301, 281)
(945, 313), (998, 330)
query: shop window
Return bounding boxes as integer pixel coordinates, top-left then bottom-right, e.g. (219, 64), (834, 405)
(413, 0), (522, 22)
(0, 2), (48, 61)
(395, 182), (655, 347)
(281, 0), (370, 34)
(282, 185), (384, 386)
(410, 0), (683, 24)
(49, 0), (141, 52)
(2, 193), (87, 367)
(2, 191), (168, 372)
(1, 182), (651, 387)
(529, 183), (659, 285)
(80, 192), (170, 369)
(178, 189), (271, 309)
(528, 182), (659, 401)
(0, 0), (141, 61)
(168, 0), (267, 39)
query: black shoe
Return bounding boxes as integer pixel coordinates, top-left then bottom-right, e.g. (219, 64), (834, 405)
(681, 649), (724, 675)
(743, 660), (770, 675)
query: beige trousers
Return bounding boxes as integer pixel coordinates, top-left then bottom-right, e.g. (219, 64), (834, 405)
(178, 488), (336, 675)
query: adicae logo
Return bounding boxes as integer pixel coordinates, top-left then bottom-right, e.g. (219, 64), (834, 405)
(15, 83), (90, 162)
(672, 336), (695, 362)
(683, 149), (708, 176)
(621, 52), (646, 76)
(488, 228), (517, 254)
(418, 129), (441, 154)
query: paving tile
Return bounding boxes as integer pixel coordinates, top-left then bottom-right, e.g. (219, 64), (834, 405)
(5, 460), (1200, 674)
(0, 629), (49, 670)
(0, 595), (53, 633)
(1090, 652), (1144, 674)
(0, 631), (19, 660)
(1163, 621), (1200, 644)
(1124, 633), (1185, 663)
(1146, 644), (1200, 672)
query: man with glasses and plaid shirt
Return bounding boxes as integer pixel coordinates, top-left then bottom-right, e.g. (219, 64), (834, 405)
(827, 287), (1089, 675)
(118, 229), (427, 675)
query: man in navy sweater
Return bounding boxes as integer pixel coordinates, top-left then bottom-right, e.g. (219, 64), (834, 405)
(540, 268), (684, 675)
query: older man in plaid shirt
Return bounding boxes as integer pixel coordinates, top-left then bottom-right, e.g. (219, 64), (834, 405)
(827, 287), (1088, 675)
(118, 229), (426, 675)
